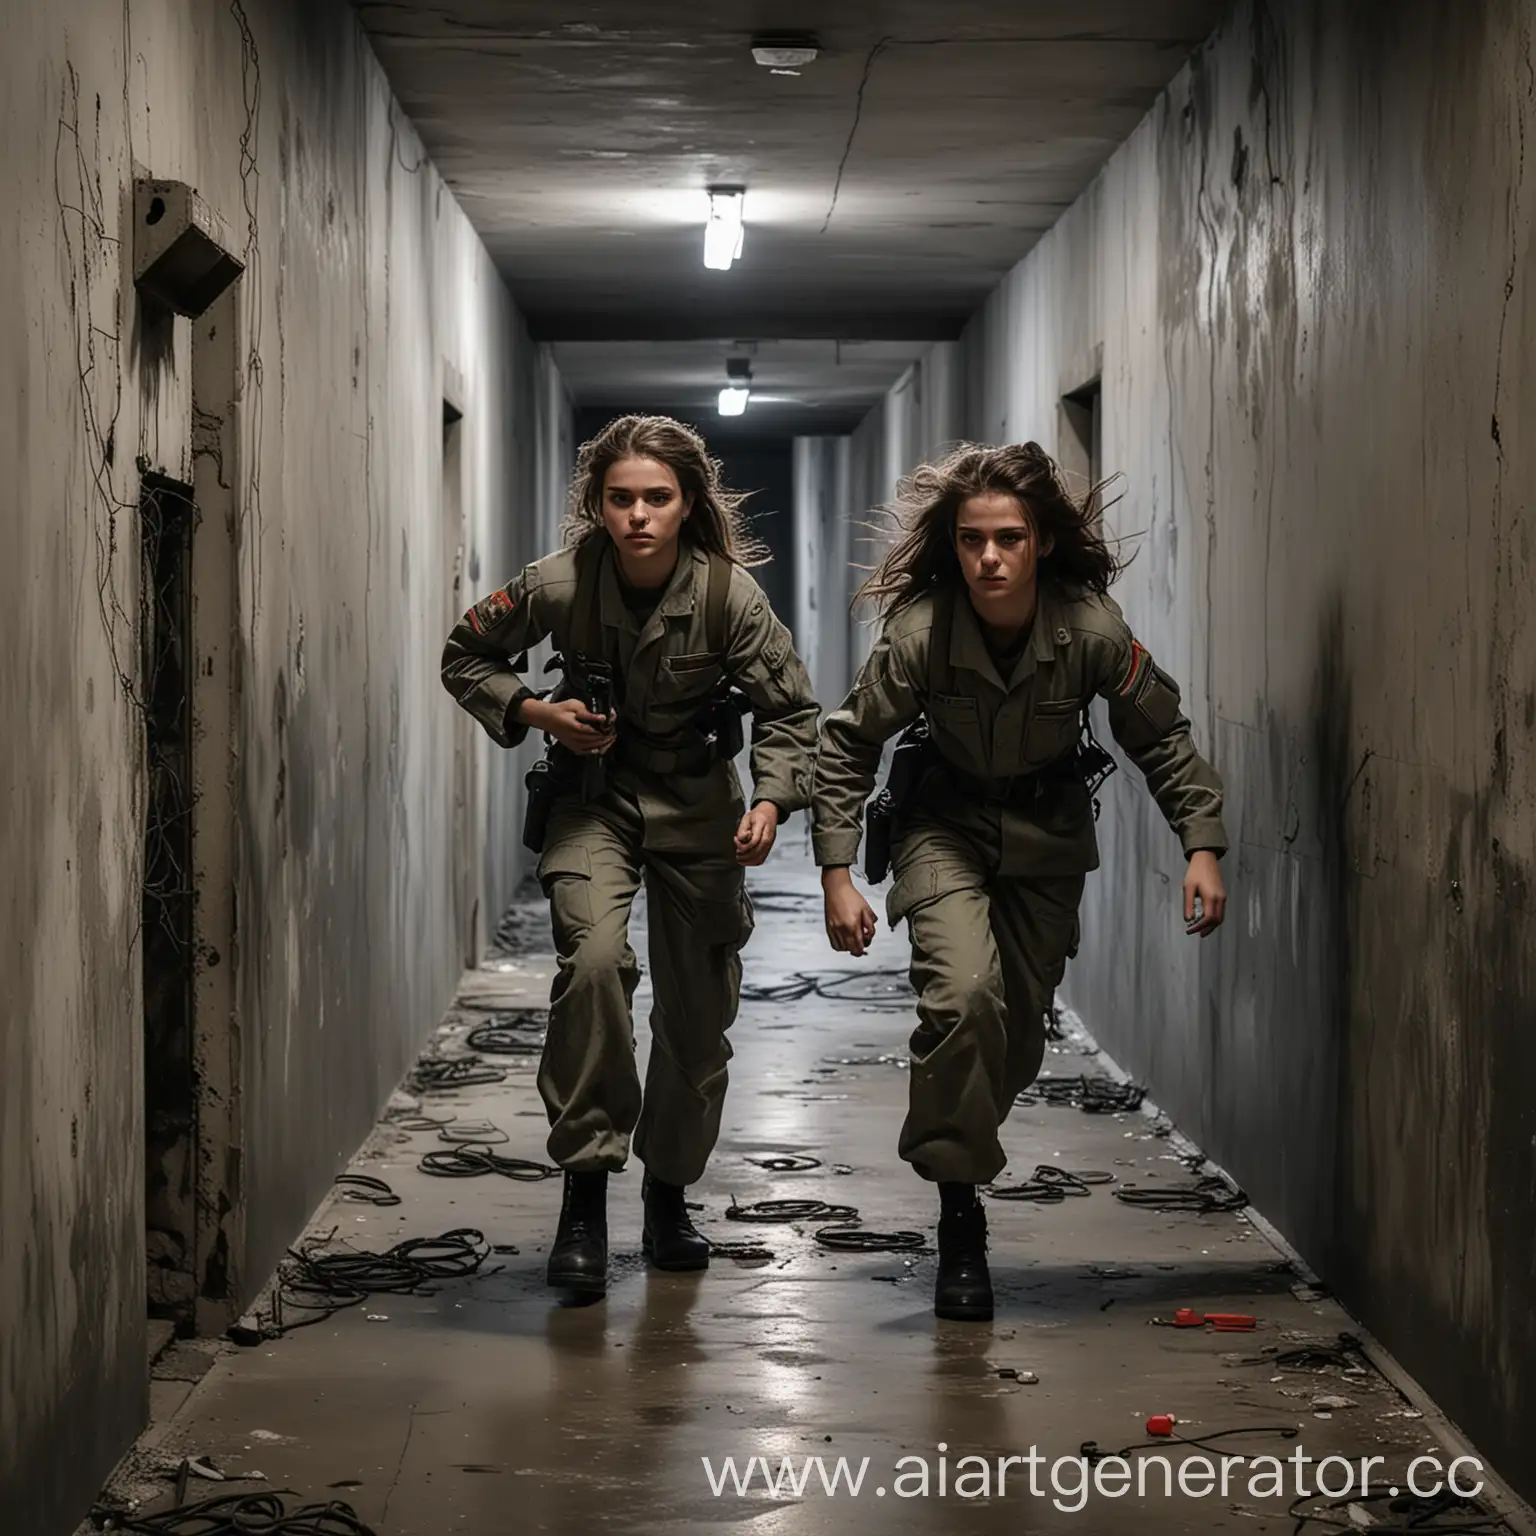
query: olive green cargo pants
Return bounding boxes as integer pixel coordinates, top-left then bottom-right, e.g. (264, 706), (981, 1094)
(887, 816), (1086, 1184)
(535, 785), (754, 1185)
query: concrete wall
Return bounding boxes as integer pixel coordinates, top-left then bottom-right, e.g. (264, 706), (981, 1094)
(794, 343), (963, 686)
(0, 1), (567, 1529)
(809, 0), (1536, 1501)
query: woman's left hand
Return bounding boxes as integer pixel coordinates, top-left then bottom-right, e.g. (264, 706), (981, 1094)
(735, 802), (780, 867)
(1183, 850), (1226, 937)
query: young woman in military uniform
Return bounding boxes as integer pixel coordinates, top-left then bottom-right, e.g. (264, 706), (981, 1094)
(813, 441), (1228, 1322)
(441, 415), (818, 1298)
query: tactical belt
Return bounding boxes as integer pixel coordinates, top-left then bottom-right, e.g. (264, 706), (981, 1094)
(615, 735), (716, 777)
(928, 751), (1082, 808)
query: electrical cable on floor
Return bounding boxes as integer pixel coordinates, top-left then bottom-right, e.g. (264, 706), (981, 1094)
(1081, 1424), (1300, 1466)
(1112, 1176), (1248, 1214)
(252, 1229), (491, 1338)
(1239, 1331), (1368, 1372)
(408, 1056), (507, 1091)
(725, 1197), (860, 1224)
(386, 1110), (456, 1132)
(985, 1165), (1115, 1202)
(435, 1119), (510, 1146)
(1287, 1484), (1512, 1534)
(419, 1146), (559, 1181)
(90, 1490), (377, 1533)
(465, 1011), (548, 1055)
(739, 968), (914, 1009)
(813, 1225), (929, 1253)
(1015, 1075), (1148, 1113)
(745, 1153), (822, 1171)
(331, 1174), (400, 1207)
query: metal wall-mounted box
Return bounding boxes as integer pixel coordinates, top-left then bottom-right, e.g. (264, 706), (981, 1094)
(133, 180), (245, 318)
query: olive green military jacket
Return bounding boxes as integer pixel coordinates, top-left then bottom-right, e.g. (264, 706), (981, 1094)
(441, 540), (819, 851)
(812, 582), (1228, 877)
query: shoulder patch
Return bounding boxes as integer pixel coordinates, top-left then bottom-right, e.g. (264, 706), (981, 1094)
(467, 586), (516, 634)
(1117, 639), (1150, 696)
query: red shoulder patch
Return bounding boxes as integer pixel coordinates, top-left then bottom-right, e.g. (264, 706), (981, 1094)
(1118, 640), (1150, 696)
(467, 587), (516, 634)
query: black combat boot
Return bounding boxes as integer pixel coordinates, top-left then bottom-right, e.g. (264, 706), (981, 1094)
(934, 1182), (994, 1322)
(547, 1170), (608, 1296)
(641, 1172), (711, 1272)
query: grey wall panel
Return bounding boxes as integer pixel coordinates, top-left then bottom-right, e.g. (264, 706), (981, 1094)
(829, 0), (1536, 1499)
(0, 2), (566, 1529)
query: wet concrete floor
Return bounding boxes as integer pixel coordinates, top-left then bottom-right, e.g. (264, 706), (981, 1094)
(101, 844), (1516, 1533)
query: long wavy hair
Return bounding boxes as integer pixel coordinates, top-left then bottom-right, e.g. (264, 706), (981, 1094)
(857, 440), (1126, 616)
(562, 414), (768, 565)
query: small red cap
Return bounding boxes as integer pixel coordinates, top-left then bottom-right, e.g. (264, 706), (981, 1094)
(1171, 1308), (1205, 1327)
(1145, 1414), (1176, 1437)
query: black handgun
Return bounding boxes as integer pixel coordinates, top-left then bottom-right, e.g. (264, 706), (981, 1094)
(863, 717), (932, 882)
(520, 652), (615, 854)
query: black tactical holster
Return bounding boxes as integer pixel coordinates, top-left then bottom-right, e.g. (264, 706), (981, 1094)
(861, 710), (1118, 882)
(521, 653), (614, 855)
(863, 718), (933, 882)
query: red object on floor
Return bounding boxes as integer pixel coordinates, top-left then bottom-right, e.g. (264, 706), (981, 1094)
(1205, 1313), (1257, 1331)
(1146, 1414), (1176, 1436)
(1171, 1308), (1205, 1327)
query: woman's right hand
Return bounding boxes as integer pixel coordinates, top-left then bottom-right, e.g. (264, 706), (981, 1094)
(520, 696), (617, 756)
(822, 867), (878, 956)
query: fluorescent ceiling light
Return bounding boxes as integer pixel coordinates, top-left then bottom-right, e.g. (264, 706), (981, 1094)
(703, 188), (745, 271)
(718, 386), (750, 416)
(751, 35), (818, 68)
(752, 45), (818, 68)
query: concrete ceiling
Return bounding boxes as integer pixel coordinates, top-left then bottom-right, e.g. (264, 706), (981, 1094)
(551, 338), (932, 435)
(357, 1), (1231, 345)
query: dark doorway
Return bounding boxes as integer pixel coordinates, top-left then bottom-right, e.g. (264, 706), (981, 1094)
(140, 472), (198, 1331)
(444, 400), (477, 968)
(1060, 377), (1103, 515)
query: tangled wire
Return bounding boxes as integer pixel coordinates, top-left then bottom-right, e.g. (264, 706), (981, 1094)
(740, 968), (914, 1010)
(332, 1175), (400, 1208)
(89, 1491), (375, 1533)
(433, 1119), (509, 1145)
(1112, 1176), (1248, 1214)
(725, 1198), (860, 1224)
(813, 1226), (929, 1253)
(419, 1146), (558, 1181)
(465, 1010), (548, 1056)
(1016, 1075), (1147, 1114)
(407, 1056), (506, 1092)
(986, 1166), (1115, 1203)
(1240, 1332), (1369, 1373)
(248, 1229), (491, 1338)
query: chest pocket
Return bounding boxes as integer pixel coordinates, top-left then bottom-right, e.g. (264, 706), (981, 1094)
(1023, 697), (1082, 768)
(653, 650), (725, 707)
(926, 691), (987, 765)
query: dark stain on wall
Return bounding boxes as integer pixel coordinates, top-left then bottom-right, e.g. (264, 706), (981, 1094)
(1074, 0), (1536, 1504)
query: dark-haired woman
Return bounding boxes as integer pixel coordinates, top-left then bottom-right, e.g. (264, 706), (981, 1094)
(812, 441), (1227, 1322)
(442, 415), (818, 1298)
